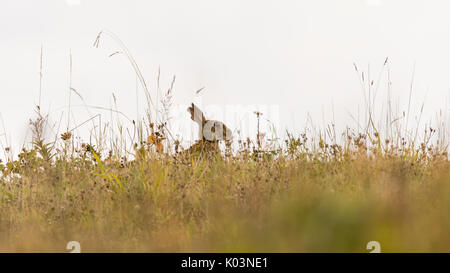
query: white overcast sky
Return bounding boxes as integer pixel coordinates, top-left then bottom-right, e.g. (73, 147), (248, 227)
(0, 0), (449, 151)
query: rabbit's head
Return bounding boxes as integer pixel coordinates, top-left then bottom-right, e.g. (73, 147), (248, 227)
(187, 103), (233, 142)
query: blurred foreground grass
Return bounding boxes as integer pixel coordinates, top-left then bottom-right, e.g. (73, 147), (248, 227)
(0, 133), (448, 253)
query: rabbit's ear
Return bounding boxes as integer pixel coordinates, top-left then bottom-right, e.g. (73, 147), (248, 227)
(188, 103), (205, 125)
(187, 103), (195, 120)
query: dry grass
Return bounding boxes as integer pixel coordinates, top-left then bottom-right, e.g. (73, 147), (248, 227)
(0, 33), (448, 252)
(0, 126), (448, 252)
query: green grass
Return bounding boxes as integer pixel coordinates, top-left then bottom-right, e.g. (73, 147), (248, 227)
(0, 130), (448, 252)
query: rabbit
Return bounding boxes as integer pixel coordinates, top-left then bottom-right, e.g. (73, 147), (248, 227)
(187, 103), (232, 142)
(177, 103), (232, 159)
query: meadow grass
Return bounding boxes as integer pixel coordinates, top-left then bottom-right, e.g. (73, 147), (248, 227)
(0, 124), (448, 252)
(0, 34), (448, 252)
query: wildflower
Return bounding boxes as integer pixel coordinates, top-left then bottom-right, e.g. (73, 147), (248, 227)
(61, 132), (72, 141)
